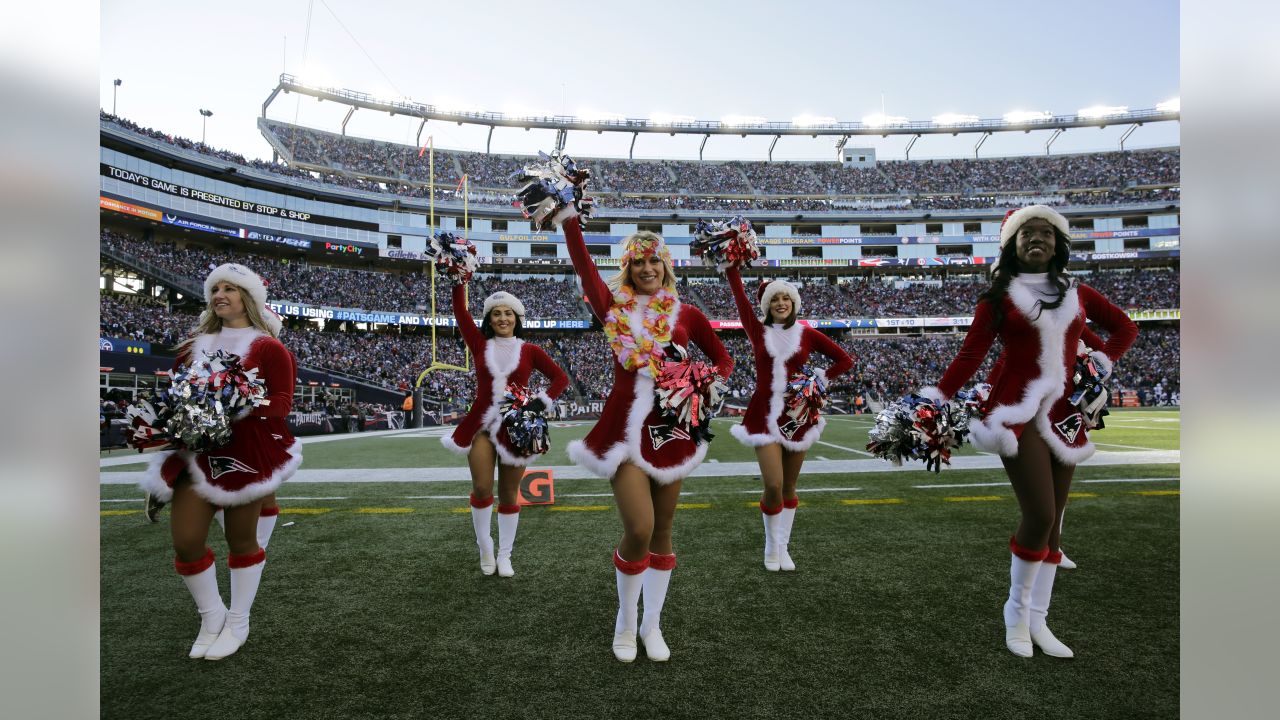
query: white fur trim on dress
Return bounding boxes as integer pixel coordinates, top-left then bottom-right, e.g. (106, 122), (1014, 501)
(734, 323), (823, 452)
(480, 338), (525, 438)
(441, 434), (469, 455)
(999, 204), (1070, 247)
(189, 330), (266, 364)
(570, 300), (712, 483)
(139, 439), (302, 507)
(968, 279), (1093, 465)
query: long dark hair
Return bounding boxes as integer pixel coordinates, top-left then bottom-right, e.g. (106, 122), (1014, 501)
(978, 227), (1073, 330)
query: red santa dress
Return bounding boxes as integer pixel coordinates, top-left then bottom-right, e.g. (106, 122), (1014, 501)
(440, 283), (570, 467)
(725, 267), (854, 452)
(563, 217), (733, 484)
(923, 274), (1138, 465)
(140, 326), (302, 506)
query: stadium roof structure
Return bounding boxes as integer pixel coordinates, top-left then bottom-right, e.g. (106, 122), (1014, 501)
(265, 73), (1181, 160)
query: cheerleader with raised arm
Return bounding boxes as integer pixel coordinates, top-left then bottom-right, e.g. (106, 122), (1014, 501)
(561, 214), (733, 663)
(442, 280), (569, 578)
(920, 206), (1137, 658)
(725, 266), (853, 571)
(139, 264), (301, 660)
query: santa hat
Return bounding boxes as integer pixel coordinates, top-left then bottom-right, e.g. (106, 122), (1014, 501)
(482, 291), (526, 319)
(998, 204), (1070, 248)
(757, 278), (802, 317)
(203, 263), (282, 336)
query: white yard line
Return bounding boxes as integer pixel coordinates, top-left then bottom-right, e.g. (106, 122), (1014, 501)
(814, 440), (876, 457)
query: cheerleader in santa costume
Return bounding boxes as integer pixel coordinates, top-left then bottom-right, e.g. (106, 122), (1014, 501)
(981, 326), (1109, 573)
(562, 214), (733, 663)
(139, 263), (301, 660)
(725, 266), (853, 571)
(920, 205), (1137, 658)
(441, 281), (569, 577)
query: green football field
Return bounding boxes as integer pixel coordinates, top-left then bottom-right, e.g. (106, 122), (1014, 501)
(100, 409), (1179, 719)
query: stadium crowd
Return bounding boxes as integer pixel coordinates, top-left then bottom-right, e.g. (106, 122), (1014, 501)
(688, 268), (1178, 320)
(99, 291), (1180, 408)
(105, 112), (1180, 214)
(101, 229), (590, 318)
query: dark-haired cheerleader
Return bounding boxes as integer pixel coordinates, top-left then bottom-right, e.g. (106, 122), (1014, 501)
(921, 205), (1137, 658)
(442, 283), (569, 578)
(725, 266), (853, 571)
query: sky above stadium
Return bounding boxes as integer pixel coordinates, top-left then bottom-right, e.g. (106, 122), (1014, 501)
(100, 0), (1179, 163)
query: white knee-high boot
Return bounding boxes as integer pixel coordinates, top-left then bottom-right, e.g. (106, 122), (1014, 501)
(257, 505), (280, 550)
(1057, 509), (1077, 569)
(175, 547), (226, 659)
(777, 498), (798, 571)
(1029, 551), (1073, 657)
(205, 549), (266, 660)
(496, 504), (520, 577)
(1004, 537), (1048, 658)
(469, 494), (496, 575)
(761, 502), (782, 571)
(613, 550), (649, 662)
(639, 553), (675, 662)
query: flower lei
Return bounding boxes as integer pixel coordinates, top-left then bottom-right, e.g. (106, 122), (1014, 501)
(603, 285), (677, 377)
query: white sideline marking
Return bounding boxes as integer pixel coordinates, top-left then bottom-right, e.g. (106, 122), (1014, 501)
(1094, 442), (1164, 451)
(814, 440), (876, 457)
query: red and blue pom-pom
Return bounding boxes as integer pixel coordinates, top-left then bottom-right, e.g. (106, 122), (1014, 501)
(691, 216), (760, 271)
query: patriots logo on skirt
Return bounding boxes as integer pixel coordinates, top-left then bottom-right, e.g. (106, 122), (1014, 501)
(1053, 413), (1085, 444)
(779, 418), (804, 440)
(647, 424), (692, 451)
(208, 456), (259, 480)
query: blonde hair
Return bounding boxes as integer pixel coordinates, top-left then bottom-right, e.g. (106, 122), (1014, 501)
(176, 285), (279, 355)
(606, 231), (679, 295)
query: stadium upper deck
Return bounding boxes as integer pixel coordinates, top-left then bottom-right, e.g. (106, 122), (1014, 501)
(100, 111), (1180, 275)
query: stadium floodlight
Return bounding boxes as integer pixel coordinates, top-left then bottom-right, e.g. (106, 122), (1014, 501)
(199, 108), (213, 144)
(861, 113), (908, 128)
(791, 114), (837, 127)
(1156, 97), (1180, 113)
(721, 115), (767, 127)
(112, 78), (121, 115)
(1003, 110), (1052, 124)
(649, 112), (696, 126)
(1077, 105), (1128, 119)
(932, 113), (979, 126)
